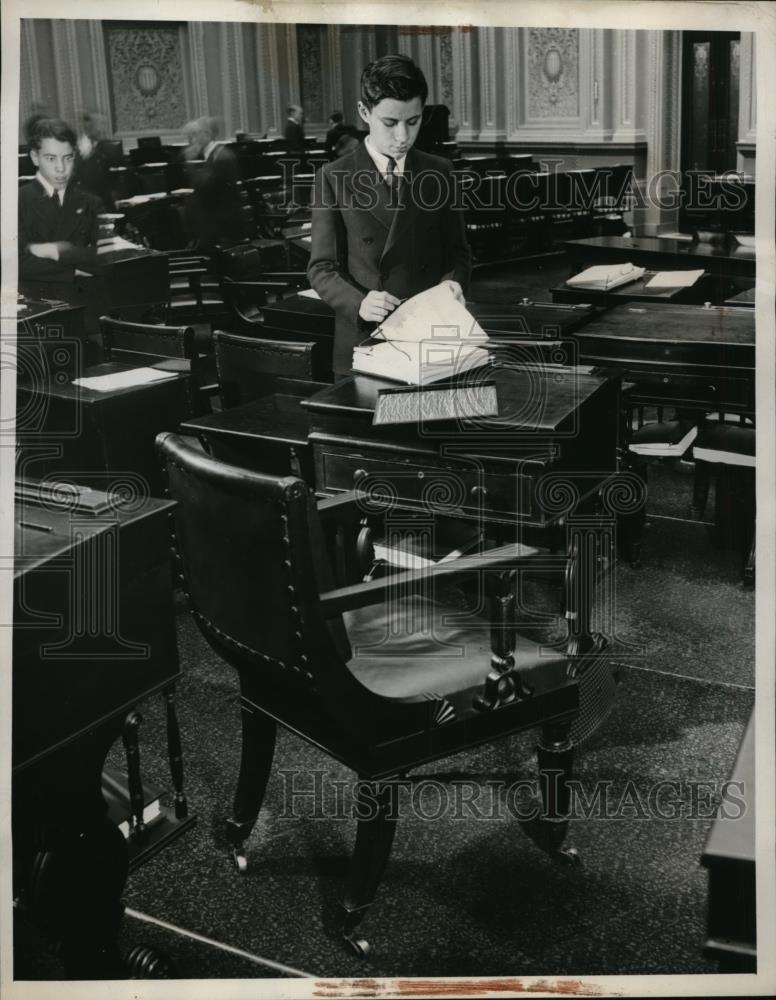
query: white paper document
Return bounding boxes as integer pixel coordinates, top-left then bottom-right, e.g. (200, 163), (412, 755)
(566, 263), (645, 290)
(297, 288), (321, 299)
(73, 368), (179, 392)
(645, 270), (705, 289)
(372, 283), (487, 345)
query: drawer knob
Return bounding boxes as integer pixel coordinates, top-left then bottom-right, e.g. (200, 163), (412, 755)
(354, 468), (367, 483)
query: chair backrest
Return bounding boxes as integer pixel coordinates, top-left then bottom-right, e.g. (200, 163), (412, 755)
(156, 434), (407, 747)
(213, 330), (317, 407)
(100, 316), (195, 366)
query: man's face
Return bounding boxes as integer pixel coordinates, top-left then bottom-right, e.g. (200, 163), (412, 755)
(358, 96), (423, 160)
(31, 137), (75, 190)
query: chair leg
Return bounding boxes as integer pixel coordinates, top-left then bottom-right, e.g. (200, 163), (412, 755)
(743, 535), (756, 588)
(338, 781), (398, 957)
(226, 701), (276, 873)
(690, 459), (712, 520)
(522, 720), (579, 865)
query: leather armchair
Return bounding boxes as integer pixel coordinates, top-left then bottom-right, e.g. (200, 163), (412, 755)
(157, 433), (607, 954)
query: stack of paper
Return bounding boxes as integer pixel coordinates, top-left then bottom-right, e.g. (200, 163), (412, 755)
(352, 284), (491, 385)
(73, 368), (178, 393)
(645, 270), (704, 289)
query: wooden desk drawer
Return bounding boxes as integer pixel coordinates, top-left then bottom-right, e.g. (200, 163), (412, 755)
(315, 444), (538, 521)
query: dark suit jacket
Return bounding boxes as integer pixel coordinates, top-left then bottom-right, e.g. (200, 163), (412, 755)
(184, 144), (245, 250)
(307, 142), (472, 374)
(284, 119), (306, 153)
(18, 178), (101, 288)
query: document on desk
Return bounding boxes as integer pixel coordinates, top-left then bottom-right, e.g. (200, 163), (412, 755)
(646, 269), (705, 288)
(297, 288), (321, 299)
(566, 263), (645, 290)
(72, 368), (179, 392)
(353, 284), (491, 384)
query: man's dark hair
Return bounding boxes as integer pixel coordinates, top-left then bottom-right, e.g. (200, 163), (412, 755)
(29, 117), (77, 151)
(329, 111), (344, 124)
(360, 55), (428, 110)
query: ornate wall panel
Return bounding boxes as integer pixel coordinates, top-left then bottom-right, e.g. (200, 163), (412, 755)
(297, 24), (325, 123)
(105, 23), (188, 133)
(526, 28), (579, 120)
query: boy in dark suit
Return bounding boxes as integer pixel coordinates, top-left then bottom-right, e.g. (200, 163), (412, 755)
(308, 55), (471, 377)
(182, 116), (245, 251)
(18, 118), (102, 302)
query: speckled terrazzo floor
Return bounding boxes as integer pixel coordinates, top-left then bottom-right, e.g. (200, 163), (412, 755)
(14, 463), (757, 983)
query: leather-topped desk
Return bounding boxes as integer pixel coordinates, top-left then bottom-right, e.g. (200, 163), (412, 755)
(701, 711), (756, 971)
(260, 293), (335, 336)
(570, 302), (755, 416)
(564, 236), (756, 281)
(550, 270), (721, 307)
(16, 363), (192, 496)
(303, 365), (621, 538)
(12, 486), (192, 977)
(181, 391), (314, 482)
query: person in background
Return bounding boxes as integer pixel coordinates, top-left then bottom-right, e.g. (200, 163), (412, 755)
(284, 104), (306, 154)
(182, 116), (245, 251)
(307, 54), (471, 378)
(73, 110), (114, 210)
(325, 111), (359, 156)
(18, 117), (101, 302)
(22, 100), (52, 146)
(333, 132), (361, 159)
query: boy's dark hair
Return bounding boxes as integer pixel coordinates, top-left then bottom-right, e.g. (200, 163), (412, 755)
(329, 111), (344, 124)
(360, 55), (428, 110)
(29, 117), (77, 151)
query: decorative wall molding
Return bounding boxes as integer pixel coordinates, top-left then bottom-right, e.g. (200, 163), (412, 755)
(87, 21), (112, 125)
(738, 32), (756, 148)
(187, 23), (209, 119)
(525, 27), (580, 122)
(20, 20), (42, 113)
(255, 24), (280, 134)
(451, 27), (476, 141)
(477, 27), (505, 141)
(51, 20), (83, 127)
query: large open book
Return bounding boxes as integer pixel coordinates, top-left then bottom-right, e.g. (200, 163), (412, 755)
(352, 284), (492, 385)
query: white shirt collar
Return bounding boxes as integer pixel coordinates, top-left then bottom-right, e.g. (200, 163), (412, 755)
(36, 171), (65, 203)
(203, 141), (217, 161)
(364, 135), (406, 176)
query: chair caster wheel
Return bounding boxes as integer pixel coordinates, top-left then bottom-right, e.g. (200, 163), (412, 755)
(343, 933), (370, 958)
(232, 849), (248, 873)
(556, 847), (581, 866)
(125, 944), (173, 978)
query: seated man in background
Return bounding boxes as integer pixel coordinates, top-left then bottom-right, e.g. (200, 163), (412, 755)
(284, 104), (306, 154)
(182, 116), (245, 251)
(18, 117), (101, 302)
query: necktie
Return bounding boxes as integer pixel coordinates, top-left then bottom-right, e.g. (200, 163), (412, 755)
(384, 156), (397, 190)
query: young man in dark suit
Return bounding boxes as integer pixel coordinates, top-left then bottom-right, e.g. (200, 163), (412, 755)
(18, 117), (102, 302)
(308, 55), (471, 378)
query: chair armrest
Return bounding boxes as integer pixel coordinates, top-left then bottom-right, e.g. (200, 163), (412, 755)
(319, 542), (542, 617)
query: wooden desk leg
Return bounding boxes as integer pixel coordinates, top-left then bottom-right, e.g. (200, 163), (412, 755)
(14, 724), (129, 979)
(164, 685), (188, 819)
(122, 711), (147, 845)
(743, 536), (756, 588)
(522, 720), (579, 865)
(691, 459), (712, 520)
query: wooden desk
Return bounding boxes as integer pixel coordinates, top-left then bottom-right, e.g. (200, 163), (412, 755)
(75, 245), (170, 341)
(260, 293), (335, 336)
(12, 487), (193, 977)
(564, 236), (756, 281)
(550, 270), (719, 307)
(725, 286), (756, 308)
(303, 366), (621, 539)
(701, 712), (756, 971)
(15, 297), (88, 379)
(181, 391), (313, 482)
(467, 299), (603, 337)
(16, 363), (192, 496)
(570, 302), (755, 417)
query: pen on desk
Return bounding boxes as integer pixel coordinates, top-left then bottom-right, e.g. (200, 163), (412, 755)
(17, 520), (53, 533)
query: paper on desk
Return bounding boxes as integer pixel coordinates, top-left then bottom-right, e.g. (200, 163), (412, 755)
(297, 288), (320, 299)
(646, 269), (705, 288)
(96, 236), (141, 254)
(73, 368), (178, 392)
(373, 283), (487, 345)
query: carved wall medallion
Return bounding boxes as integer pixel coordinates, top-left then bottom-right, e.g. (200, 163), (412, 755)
(105, 24), (187, 132)
(527, 28), (579, 118)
